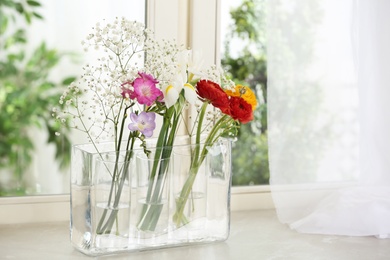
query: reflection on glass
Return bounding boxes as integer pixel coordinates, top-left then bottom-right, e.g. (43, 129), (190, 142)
(0, 0), (145, 196)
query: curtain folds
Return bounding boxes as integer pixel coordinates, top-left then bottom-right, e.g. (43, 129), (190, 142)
(267, 0), (390, 237)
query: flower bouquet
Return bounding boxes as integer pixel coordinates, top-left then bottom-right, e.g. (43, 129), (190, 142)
(54, 18), (256, 255)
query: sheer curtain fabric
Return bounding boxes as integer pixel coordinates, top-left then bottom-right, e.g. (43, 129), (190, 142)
(267, 0), (390, 237)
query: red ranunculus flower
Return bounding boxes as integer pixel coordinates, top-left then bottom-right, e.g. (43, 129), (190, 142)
(228, 96), (253, 124)
(196, 80), (230, 114)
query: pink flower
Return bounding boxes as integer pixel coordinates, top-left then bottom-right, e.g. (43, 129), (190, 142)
(121, 81), (133, 99)
(128, 112), (156, 137)
(131, 72), (162, 106)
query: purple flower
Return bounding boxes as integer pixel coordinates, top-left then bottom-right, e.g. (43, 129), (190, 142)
(128, 112), (156, 137)
(131, 72), (162, 106)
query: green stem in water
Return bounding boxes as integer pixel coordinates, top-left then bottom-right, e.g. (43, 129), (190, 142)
(137, 100), (185, 231)
(173, 110), (232, 227)
(96, 136), (135, 234)
(96, 106), (134, 235)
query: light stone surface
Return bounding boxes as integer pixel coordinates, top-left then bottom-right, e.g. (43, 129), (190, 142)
(0, 210), (389, 260)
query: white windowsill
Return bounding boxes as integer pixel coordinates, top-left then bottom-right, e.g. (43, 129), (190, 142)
(1, 209), (388, 259)
(0, 186), (274, 225)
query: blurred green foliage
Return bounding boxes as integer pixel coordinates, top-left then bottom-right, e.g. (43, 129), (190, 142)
(222, 0), (269, 185)
(0, 0), (75, 195)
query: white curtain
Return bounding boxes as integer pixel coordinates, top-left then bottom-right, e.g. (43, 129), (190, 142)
(267, 0), (390, 237)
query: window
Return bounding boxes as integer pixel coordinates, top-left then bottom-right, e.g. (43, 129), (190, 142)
(0, 0), (146, 196)
(0, 0), (272, 224)
(220, 0), (269, 186)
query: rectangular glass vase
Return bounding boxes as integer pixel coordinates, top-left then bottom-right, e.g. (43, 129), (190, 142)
(70, 138), (232, 256)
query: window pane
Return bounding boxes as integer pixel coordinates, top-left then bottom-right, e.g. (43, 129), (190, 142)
(220, 0), (269, 185)
(0, 0), (145, 196)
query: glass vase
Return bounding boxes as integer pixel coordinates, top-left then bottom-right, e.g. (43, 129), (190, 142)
(135, 149), (171, 244)
(70, 144), (134, 256)
(170, 144), (209, 240)
(170, 139), (232, 243)
(91, 151), (132, 250)
(70, 138), (232, 256)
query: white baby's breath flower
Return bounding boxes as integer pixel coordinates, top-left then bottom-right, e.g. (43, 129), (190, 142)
(187, 50), (204, 79)
(56, 17), (238, 146)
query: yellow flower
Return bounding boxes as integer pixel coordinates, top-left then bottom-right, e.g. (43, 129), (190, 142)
(225, 85), (257, 110)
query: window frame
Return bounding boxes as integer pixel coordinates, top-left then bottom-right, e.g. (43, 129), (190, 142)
(0, 186), (272, 224)
(0, 0), (272, 225)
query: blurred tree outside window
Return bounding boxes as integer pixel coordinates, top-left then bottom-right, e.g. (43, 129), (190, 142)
(0, 0), (145, 196)
(221, 0), (269, 185)
(0, 0), (75, 196)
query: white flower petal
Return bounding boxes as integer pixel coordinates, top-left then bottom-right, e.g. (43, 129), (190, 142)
(162, 85), (179, 108)
(183, 83), (197, 105)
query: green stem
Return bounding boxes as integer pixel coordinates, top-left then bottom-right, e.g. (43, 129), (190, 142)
(96, 106), (133, 234)
(198, 114), (230, 161)
(96, 137), (135, 234)
(137, 102), (184, 231)
(136, 108), (171, 231)
(191, 102), (209, 167)
(173, 166), (199, 226)
(173, 113), (231, 227)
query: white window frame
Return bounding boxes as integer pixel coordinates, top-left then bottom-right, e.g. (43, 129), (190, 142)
(189, 0), (272, 208)
(0, 0), (272, 225)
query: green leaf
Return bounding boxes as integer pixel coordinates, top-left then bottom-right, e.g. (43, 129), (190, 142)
(32, 12), (43, 19)
(5, 34), (27, 48)
(14, 2), (24, 14)
(0, 61), (17, 75)
(62, 76), (77, 85)
(0, 12), (8, 34)
(0, 0), (16, 8)
(14, 28), (27, 41)
(24, 12), (31, 24)
(38, 82), (55, 91)
(26, 0), (41, 7)
(45, 122), (72, 169)
(7, 51), (24, 62)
